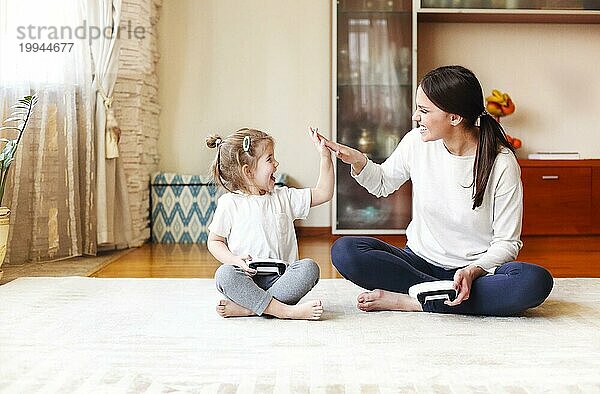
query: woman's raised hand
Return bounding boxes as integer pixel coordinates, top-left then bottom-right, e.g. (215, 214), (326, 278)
(328, 141), (368, 175)
(331, 142), (365, 166)
(308, 128), (367, 171)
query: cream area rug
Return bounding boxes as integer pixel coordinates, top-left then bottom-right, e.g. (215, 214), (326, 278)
(1, 277), (599, 393)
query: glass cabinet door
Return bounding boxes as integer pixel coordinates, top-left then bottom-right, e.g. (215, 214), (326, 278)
(334, 0), (413, 233)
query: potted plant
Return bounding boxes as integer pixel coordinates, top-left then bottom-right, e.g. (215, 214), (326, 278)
(0, 94), (37, 281)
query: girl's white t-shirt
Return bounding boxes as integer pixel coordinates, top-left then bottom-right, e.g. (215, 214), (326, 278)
(353, 128), (523, 273)
(208, 186), (311, 263)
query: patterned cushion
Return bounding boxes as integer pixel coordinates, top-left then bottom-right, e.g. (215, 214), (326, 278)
(150, 172), (288, 243)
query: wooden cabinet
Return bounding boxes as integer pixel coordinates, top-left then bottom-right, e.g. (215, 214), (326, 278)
(331, 0), (599, 235)
(520, 159), (600, 235)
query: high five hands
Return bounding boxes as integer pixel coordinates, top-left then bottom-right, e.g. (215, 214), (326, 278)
(308, 128), (368, 173)
(308, 127), (330, 159)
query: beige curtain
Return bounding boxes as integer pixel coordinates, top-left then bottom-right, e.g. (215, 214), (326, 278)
(0, 0), (95, 264)
(1, 87), (96, 264)
(88, 0), (133, 247)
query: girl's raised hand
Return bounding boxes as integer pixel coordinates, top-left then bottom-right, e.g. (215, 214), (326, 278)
(309, 127), (331, 159)
(309, 127), (367, 171)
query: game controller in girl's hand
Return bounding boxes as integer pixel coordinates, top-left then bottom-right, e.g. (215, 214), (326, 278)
(408, 280), (457, 304)
(248, 258), (288, 276)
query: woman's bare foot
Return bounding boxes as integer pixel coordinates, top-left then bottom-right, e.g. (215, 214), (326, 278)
(216, 299), (255, 318)
(356, 289), (422, 312)
(264, 299), (323, 320)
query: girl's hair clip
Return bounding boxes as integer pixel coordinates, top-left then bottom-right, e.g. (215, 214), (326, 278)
(243, 135), (251, 153)
(215, 138), (222, 147)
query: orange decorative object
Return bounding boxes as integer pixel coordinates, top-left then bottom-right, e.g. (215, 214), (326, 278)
(505, 133), (522, 149)
(485, 89), (516, 118)
(486, 89), (521, 149)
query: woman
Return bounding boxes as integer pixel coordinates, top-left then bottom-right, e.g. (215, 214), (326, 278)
(324, 65), (553, 316)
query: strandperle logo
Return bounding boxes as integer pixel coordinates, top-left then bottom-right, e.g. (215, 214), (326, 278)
(16, 20), (146, 41)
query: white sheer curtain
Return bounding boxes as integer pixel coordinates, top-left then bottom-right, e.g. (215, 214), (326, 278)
(87, 0), (133, 248)
(0, 0), (95, 263)
(347, 16), (408, 128)
(338, 14), (412, 132)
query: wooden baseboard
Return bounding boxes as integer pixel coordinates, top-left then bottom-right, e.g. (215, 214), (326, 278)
(294, 226), (332, 238)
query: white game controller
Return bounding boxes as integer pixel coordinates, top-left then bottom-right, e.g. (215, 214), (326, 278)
(408, 280), (457, 304)
(248, 258), (288, 276)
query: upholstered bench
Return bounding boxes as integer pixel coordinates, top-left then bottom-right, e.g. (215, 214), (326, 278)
(150, 172), (288, 243)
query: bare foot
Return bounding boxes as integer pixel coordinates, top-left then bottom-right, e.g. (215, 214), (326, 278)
(288, 300), (324, 320)
(356, 289), (422, 312)
(264, 299), (324, 320)
(216, 299), (255, 318)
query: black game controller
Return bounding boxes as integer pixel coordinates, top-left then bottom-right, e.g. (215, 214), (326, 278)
(248, 259), (287, 275)
(408, 280), (457, 304)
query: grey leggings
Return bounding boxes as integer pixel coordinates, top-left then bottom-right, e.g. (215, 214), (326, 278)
(214, 258), (320, 316)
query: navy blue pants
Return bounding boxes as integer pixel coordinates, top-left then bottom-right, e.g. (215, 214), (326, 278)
(331, 236), (554, 316)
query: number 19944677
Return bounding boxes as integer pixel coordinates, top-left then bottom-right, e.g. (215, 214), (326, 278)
(19, 42), (74, 53)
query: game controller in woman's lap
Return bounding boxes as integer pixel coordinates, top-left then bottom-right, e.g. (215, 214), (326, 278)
(408, 280), (457, 304)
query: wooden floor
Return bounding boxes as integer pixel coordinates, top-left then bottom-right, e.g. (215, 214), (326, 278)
(93, 234), (600, 278)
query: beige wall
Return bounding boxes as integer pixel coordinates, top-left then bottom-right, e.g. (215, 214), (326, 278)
(158, 0), (332, 226)
(159, 2), (600, 228)
(418, 22), (600, 159)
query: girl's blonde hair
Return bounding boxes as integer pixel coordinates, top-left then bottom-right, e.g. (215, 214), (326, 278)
(206, 128), (274, 194)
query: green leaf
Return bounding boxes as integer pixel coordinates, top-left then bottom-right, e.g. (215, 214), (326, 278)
(1, 140), (15, 151)
(0, 140), (15, 158)
(0, 93), (36, 204)
(2, 116), (23, 123)
(10, 105), (29, 112)
(0, 126), (21, 131)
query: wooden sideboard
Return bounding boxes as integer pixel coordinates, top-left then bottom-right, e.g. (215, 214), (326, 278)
(519, 159), (600, 235)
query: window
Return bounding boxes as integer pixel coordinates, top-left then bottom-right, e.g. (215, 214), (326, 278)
(0, 0), (89, 86)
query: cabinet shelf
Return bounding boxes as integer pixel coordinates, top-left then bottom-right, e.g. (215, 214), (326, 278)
(337, 0), (412, 13)
(417, 9), (600, 23)
(416, 0), (600, 24)
(338, 10), (412, 16)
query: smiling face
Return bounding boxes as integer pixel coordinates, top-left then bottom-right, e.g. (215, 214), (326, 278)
(412, 85), (454, 142)
(248, 141), (279, 195)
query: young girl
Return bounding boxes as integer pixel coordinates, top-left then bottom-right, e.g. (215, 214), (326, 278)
(206, 127), (333, 320)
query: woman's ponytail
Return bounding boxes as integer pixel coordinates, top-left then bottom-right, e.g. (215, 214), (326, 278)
(471, 114), (515, 209)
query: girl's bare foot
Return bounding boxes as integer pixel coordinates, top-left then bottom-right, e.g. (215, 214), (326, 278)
(289, 300), (323, 320)
(264, 299), (323, 320)
(216, 299), (254, 318)
(356, 289), (422, 312)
